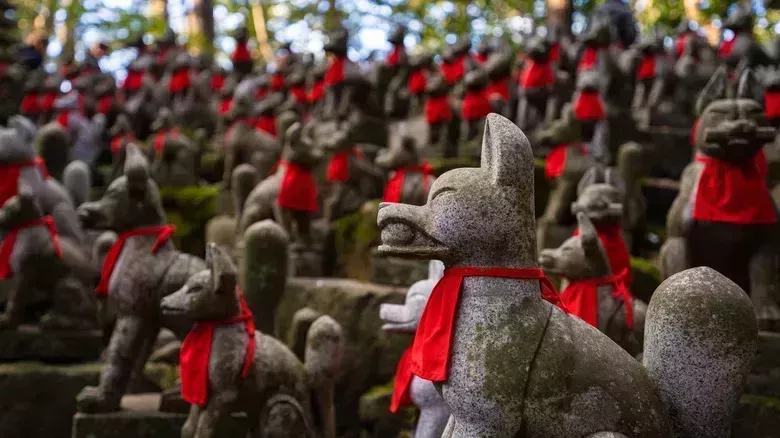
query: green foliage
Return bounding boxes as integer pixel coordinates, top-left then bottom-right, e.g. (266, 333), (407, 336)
(160, 184), (220, 255)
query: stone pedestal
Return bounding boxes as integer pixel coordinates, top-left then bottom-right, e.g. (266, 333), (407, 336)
(370, 251), (429, 287)
(0, 325), (102, 363)
(732, 331), (780, 437)
(72, 394), (248, 438)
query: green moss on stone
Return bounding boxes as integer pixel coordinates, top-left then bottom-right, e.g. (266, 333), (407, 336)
(159, 184), (220, 255)
(740, 395), (780, 411)
(631, 257), (661, 283)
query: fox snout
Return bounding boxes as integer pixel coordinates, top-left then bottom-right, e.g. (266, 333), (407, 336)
(376, 202), (450, 260)
(160, 288), (191, 316)
(77, 202), (107, 229)
(538, 249), (561, 273)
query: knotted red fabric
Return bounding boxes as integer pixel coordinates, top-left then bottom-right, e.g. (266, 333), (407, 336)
(573, 90), (605, 121)
(766, 91), (780, 120)
(218, 98), (233, 116)
(550, 43), (560, 63)
(389, 346), (414, 413)
(559, 269), (634, 330)
(271, 73), (285, 91)
(461, 90), (491, 121)
(35, 156), (51, 180)
(545, 143), (587, 180)
(95, 225), (176, 297)
(20, 93), (41, 116)
(636, 54), (657, 80)
(255, 86), (269, 100)
(255, 115), (277, 137)
(325, 56), (346, 86)
(0, 161), (37, 207)
(578, 46), (599, 71)
(123, 70), (145, 91)
(718, 38), (735, 59)
(41, 93), (58, 113)
(231, 42), (251, 63)
(675, 33), (689, 58)
(474, 53), (489, 64)
(519, 59), (554, 89)
(180, 291), (255, 407)
(0, 216), (62, 279)
(97, 95), (113, 115)
(382, 164), (434, 203)
(387, 45), (403, 66)
(308, 80), (325, 103)
(169, 69), (191, 94)
(407, 69), (427, 95)
(440, 60), (464, 85)
(410, 267), (567, 382)
(290, 85), (308, 105)
(487, 77), (510, 102)
(573, 224), (632, 284)
(152, 128), (179, 154)
(210, 74), (225, 92)
(56, 111), (70, 128)
(692, 155), (777, 224)
(111, 134), (136, 155)
(425, 96), (452, 124)
(327, 149), (362, 182)
(277, 161), (318, 213)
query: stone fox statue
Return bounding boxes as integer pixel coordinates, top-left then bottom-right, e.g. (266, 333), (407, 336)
(75, 143), (206, 413)
(380, 260), (450, 438)
(660, 67), (780, 330)
(539, 212), (646, 356)
(377, 114), (756, 437)
(162, 243), (344, 438)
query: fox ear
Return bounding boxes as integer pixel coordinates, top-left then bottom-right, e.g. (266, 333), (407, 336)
(736, 68), (764, 106)
(124, 143), (149, 191)
(695, 66), (728, 116)
(209, 244), (237, 295)
(576, 212), (609, 270)
(481, 113), (534, 188)
(577, 166), (602, 196)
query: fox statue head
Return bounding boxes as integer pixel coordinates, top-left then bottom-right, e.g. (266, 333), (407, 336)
(377, 114), (536, 267)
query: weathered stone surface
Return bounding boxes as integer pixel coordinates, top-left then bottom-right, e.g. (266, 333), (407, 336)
(276, 278), (408, 435)
(370, 251), (429, 287)
(0, 325), (102, 363)
(240, 220), (289, 334)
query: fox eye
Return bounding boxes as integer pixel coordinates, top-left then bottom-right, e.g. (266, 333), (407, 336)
(186, 285), (202, 294)
(430, 187), (456, 202)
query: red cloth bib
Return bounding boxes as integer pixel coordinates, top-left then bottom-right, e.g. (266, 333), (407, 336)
(20, 93), (41, 116)
(765, 91), (780, 120)
(210, 74), (225, 92)
(461, 90), (491, 121)
(407, 69), (427, 95)
(578, 46), (599, 71)
(425, 96), (452, 124)
(277, 161), (318, 213)
(169, 69), (191, 94)
(440, 60), (464, 85)
(271, 73), (285, 91)
(309, 80), (325, 103)
(573, 224), (632, 284)
(255, 115), (277, 137)
(559, 269), (633, 330)
(718, 38), (735, 59)
(327, 149), (362, 182)
(41, 93), (58, 112)
(95, 225), (175, 297)
(486, 77), (510, 102)
(123, 70), (145, 91)
(390, 346), (414, 413)
(636, 55), (657, 80)
(411, 267), (567, 382)
(550, 43), (560, 63)
(152, 128), (179, 154)
(473, 53), (489, 65)
(290, 85), (308, 105)
(519, 59), (554, 89)
(218, 98), (233, 116)
(255, 87), (269, 100)
(35, 156), (51, 180)
(325, 56), (346, 86)
(0, 216), (62, 279)
(382, 164), (433, 203)
(675, 34), (688, 58)
(573, 90), (605, 121)
(692, 155), (777, 224)
(231, 42), (251, 63)
(0, 160), (39, 208)
(111, 134), (137, 155)
(545, 143), (587, 180)
(97, 95), (113, 115)
(180, 291), (255, 407)
(387, 45), (403, 66)
(56, 112), (70, 128)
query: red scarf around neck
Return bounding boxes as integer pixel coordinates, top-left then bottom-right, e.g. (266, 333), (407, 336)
(20, 93), (41, 116)
(0, 160), (38, 208)
(407, 69), (427, 95)
(327, 149), (363, 182)
(290, 85), (308, 105)
(231, 42), (251, 63)
(425, 95), (452, 124)
(545, 143), (587, 180)
(95, 224), (175, 297)
(382, 164), (434, 203)
(35, 156), (51, 180)
(474, 53), (489, 64)
(277, 161), (319, 213)
(97, 95), (113, 115)
(766, 91), (780, 120)
(573, 224), (632, 284)
(461, 90), (491, 121)
(152, 128), (180, 154)
(573, 90), (605, 121)
(325, 56), (346, 86)
(387, 45), (403, 66)
(411, 266), (567, 382)
(111, 133), (137, 155)
(271, 73), (285, 91)
(486, 77), (510, 102)
(675, 34), (689, 58)
(180, 291), (255, 406)
(578, 46), (599, 71)
(41, 92), (58, 113)
(255, 87), (269, 100)
(440, 59), (464, 85)
(0, 216), (62, 279)
(169, 69), (191, 94)
(718, 37), (735, 59)
(123, 70), (145, 91)
(636, 54), (657, 80)
(255, 115), (277, 137)
(549, 43), (560, 63)
(218, 97), (233, 116)
(56, 111), (71, 128)
(210, 74), (225, 92)
(519, 59), (554, 89)
(308, 80), (325, 103)
(390, 346), (414, 413)
(693, 154), (777, 224)
(559, 269), (633, 330)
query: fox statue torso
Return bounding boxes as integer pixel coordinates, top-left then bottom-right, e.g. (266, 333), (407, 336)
(379, 114), (756, 437)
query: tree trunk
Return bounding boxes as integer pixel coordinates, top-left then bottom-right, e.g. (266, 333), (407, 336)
(61, 0), (79, 64)
(149, 0), (169, 37)
(192, 0), (214, 53)
(325, 0), (338, 30)
(250, 0), (274, 62)
(546, 0), (573, 36)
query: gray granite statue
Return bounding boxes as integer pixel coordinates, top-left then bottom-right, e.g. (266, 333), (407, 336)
(376, 136), (436, 206)
(377, 113), (756, 437)
(75, 143), (207, 413)
(148, 108), (200, 187)
(161, 243), (344, 438)
(221, 93), (280, 188)
(380, 260), (449, 438)
(515, 36), (558, 134)
(661, 67), (780, 330)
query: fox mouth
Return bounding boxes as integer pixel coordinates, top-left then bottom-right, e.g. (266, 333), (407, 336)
(377, 218), (451, 259)
(379, 302), (418, 333)
(160, 299), (187, 316)
(538, 252), (563, 276)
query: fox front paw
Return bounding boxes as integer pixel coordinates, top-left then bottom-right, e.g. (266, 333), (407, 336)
(76, 386), (121, 413)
